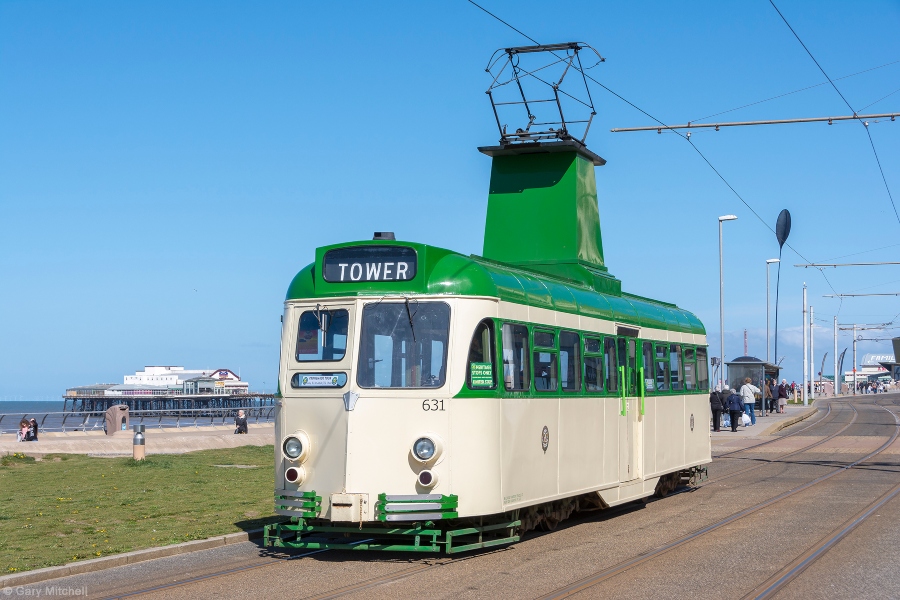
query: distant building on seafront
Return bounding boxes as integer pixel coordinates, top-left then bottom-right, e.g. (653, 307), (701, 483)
(64, 365), (260, 412)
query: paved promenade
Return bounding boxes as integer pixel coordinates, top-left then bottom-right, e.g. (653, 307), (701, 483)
(0, 423), (274, 457)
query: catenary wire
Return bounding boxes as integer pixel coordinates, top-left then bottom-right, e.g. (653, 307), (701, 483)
(767, 0), (900, 227)
(817, 242), (900, 263)
(691, 59), (900, 124)
(859, 86), (900, 112)
(465, 0), (841, 298)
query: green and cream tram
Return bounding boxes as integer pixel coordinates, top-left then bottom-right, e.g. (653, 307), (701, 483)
(264, 140), (711, 553)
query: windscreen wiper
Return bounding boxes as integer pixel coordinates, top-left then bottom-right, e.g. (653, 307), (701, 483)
(404, 297), (417, 342)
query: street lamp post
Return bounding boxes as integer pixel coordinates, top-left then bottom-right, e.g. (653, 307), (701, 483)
(802, 283), (808, 406)
(719, 215), (738, 390)
(766, 259), (780, 363)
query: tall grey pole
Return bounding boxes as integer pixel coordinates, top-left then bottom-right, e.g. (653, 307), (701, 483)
(719, 220), (725, 391)
(810, 305), (815, 401)
(853, 323), (858, 395)
(802, 284), (808, 406)
(833, 316), (838, 396)
(766, 261), (771, 362)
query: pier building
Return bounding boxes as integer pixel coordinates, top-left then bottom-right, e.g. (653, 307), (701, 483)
(63, 365), (271, 412)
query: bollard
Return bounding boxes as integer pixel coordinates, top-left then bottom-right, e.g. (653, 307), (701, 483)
(133, 424), (145, 461)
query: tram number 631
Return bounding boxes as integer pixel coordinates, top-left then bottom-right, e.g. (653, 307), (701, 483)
(422, 399), (445, 411)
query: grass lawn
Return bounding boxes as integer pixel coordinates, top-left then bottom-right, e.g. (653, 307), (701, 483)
(0, 446), (277, 574)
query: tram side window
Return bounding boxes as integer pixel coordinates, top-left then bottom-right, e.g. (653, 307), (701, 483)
(684, 347), (696, 391)
(296, 309), (350, 361)
(533, 329), (558, 392)
(559, 331), (581, 392)
(655, 343), (669, 391)
(502, 324), (529, 391)
(697, 348), (710, 390)
(605, 337), (619, 393)
(670, 344), (682, 390)
(467, 319), (496, 389)
(642, 342), (654, 392)
(584, 337), (603, 392)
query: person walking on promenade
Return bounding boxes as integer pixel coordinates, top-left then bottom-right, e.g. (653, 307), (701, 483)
(726, 389), (743, 432)
(709, 386), (726, 432)
(764, 380), (774, 413)
(740, 377), (760, 426)
(234, 410), (248, 434)
(778, 379), (789, 413)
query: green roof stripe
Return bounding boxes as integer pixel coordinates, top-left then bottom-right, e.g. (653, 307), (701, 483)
(285, 241), (706, 336)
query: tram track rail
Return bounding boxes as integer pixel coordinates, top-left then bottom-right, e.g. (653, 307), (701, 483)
(535, 399), (900, 599)
(714, 403), (832, 459)
(744, 477), (900, 599)
(703, 402), (857, 486)
(741, 399), (900, 600)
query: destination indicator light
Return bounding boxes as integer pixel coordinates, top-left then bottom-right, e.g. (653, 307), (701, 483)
(323, 246), (417, 283)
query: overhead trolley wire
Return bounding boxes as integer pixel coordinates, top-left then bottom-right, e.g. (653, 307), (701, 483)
(767, 0), (900, 228)
(465, 0), (841, 298)
(690, 59), (900, 124)
(859, 86), (900, 113)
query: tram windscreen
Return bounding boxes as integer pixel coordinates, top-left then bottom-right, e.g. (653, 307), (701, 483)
(357, 302), (450, 388)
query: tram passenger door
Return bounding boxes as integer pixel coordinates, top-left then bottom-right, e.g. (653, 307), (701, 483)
(617, 337), (641, 482)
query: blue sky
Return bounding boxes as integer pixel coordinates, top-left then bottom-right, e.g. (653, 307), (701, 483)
(1, 0), (898, 398)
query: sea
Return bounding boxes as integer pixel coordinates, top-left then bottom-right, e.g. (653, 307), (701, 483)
(0, 400), (65, 415)
(0, 399), (270, 436)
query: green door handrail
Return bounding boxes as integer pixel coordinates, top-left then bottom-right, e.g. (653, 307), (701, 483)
(619, 365), (626, 416)
(639, 366), (645, 415)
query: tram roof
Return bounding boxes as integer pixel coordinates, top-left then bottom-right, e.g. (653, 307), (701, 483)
(286, 240), (706, 336)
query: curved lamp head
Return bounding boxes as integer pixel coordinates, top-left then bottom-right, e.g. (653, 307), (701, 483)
(766, 258), (781, 264)
(718, 215), (738, 222)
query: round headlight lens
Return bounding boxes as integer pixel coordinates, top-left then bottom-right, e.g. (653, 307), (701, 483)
(283, 437), (303, 459)
(413, 437), (436, 461)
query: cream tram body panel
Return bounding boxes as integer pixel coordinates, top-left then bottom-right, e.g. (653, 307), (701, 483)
(277, 295), (710, 520)
(279, 296), (503, 519)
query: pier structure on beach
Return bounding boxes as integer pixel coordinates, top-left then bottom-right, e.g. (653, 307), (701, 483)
(63, 365), (275, 412)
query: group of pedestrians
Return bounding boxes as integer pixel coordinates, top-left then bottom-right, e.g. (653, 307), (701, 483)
(858, 381), (891, 394)
(709, 377), (790, 433)
(16, 418), (38, 442)
(765, 378), (790, 413)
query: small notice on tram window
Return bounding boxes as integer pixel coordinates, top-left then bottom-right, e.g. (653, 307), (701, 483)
(291, 373), (348, 388)
(470, 362), (494, 387)
(645, 378), (655, 391)
(322, 246), (417, 283)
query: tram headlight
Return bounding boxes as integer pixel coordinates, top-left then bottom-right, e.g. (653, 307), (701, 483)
(410, 433), (443, 464)
(283, 437), (303, 459)
(282, 430), (311, 463)
(413, 437), (436, 461)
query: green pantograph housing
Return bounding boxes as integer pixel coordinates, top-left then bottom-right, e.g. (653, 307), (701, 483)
(286, 141), (705, 337)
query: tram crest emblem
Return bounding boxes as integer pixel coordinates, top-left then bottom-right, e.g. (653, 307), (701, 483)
(541, 426), (549, 452)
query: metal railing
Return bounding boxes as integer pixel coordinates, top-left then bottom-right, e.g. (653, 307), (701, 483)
(0, 406), (275, 436)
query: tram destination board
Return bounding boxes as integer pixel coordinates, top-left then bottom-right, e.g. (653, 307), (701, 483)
(323, 246), (417, 283)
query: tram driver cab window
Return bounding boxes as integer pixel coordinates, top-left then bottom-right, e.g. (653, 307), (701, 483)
(296, 308), (349, 361)
(467, 319), (497, 389)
